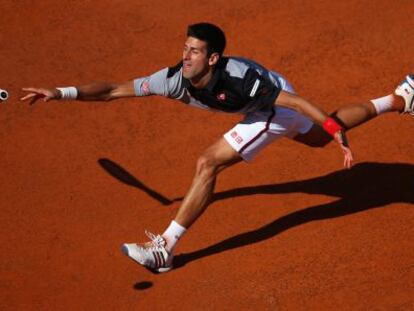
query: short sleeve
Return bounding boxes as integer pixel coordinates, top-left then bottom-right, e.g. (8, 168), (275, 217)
(242, 68), (281, 111)
(133, 68), (170, 97)
(133, 64), (186, 99)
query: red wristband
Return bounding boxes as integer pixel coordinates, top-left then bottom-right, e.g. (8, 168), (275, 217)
(322, 118), (343, 136)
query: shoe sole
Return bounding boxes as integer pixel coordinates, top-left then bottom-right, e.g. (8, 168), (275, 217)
(121, 244), (173, 273)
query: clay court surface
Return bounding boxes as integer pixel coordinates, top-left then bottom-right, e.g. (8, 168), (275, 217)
(1, 0), (413, 309)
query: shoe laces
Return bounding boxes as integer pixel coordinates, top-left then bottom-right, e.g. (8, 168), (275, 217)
(143, 230), (166, 250)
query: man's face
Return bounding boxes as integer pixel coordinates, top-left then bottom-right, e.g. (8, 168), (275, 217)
(182, 36), (212, 80)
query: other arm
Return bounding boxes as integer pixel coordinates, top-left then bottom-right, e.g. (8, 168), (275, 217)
(276, 90), (329, 125)
(276, 90), (353, 168)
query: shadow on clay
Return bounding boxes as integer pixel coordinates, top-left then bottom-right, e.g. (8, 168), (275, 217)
(98, 159), (414, 269)
(98, 158), (176, 206)
(133, 281), (153, 290)
(174, 162), (414, 269)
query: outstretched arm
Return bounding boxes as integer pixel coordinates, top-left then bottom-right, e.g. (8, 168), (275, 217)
(21, 80), (135, 103)
(21, 65), (176, 104)
(276, 90), (329, 125)
(275, 90), (353, 168)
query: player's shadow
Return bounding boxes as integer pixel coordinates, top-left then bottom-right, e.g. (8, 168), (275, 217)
(97, 159), (414, 270)
(98, 158), (175, 205)
(173, 162), (414, 269)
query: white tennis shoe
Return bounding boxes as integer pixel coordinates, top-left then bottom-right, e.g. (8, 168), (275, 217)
(121, 231), (173, 273)
(395, 74), (414, 114)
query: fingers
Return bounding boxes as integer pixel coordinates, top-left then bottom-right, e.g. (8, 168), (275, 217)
(21, 88), (43, 101)
(21, 87), (46, 97)
(344, 156), (351, 169)
(344, 155), (352, 169)
(342, 147), (353, 169)
(334, 131), (353, 169)
(21, 87), (54, 104)
(22, 87), (40, 93)
(20, 92), (38, 101)
(20, 88), (43, 104)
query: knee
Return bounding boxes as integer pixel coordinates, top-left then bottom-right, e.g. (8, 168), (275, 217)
(194, 138), (240, 178)
(195, 153), (219, 177)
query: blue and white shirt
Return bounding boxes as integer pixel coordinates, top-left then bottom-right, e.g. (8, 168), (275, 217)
(133, 57), (283, 113)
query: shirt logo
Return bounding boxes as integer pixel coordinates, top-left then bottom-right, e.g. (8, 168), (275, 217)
(230, 131), (243, 144)
(141, 81), (150, 95)
(217, 92), (226, 101)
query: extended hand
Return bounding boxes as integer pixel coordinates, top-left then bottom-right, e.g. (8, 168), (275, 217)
(20, 87), (60, 104)
(334, 130), (353, 169)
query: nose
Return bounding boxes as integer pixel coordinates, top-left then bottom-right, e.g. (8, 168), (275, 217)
(183, 49), (190, 60)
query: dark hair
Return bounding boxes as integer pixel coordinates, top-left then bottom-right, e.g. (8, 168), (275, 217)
(187, 23), (226, 56)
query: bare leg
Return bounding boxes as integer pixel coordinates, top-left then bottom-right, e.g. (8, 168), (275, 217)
(121, 138), (242, 271)
(332, 94), (404, 129)
(174, 138), (242, 229)
(332, 102), (377, 129)
(294, 94), (405, 146)
(158, 139), (242, 254)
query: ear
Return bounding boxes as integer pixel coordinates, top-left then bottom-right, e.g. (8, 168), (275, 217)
(208, 53), (220, 66)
